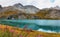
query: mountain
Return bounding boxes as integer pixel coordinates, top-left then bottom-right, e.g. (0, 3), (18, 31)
(51, 6), (60, 10)
(0, 5), (2, 10)
(36, 6), (60, 19)
(24, 5), (40, 14)
(13, 3), (25, 12)
(0, 3), (60, 19)
(0, 3), (40, 19)
(13, 3), (40, 14)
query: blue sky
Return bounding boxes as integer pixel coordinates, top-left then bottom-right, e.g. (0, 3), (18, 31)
(0, 0), (60, 9)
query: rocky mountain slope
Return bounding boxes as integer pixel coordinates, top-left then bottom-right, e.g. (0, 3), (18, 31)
(13, 3), (40, 14)
(36, 6), (60, 19)
(0, 3), (60, 19)
(0, 3), (40, 19)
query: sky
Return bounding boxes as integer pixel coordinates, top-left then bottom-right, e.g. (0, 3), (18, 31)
(0, 0), (60, 9)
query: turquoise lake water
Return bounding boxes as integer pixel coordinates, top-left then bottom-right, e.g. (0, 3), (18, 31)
(0, 20), (60, 33)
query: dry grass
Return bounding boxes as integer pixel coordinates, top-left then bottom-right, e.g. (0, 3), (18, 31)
(0, 24), (60, 37)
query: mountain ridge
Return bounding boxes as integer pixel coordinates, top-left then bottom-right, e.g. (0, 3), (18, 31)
(0, 3), (60, 19)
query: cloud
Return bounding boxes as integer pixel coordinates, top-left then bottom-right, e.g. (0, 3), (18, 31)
(0, 0), (60, 9)
(0, 0), (18, 6)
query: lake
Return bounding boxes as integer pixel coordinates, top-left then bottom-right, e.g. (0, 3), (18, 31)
(0, 19), (60, 33)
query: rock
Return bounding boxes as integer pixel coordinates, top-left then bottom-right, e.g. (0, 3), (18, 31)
(24, 5), (40, 14)
(46, 9), (60, 18)
(0, 5), (2, 9)
(13, 3), (40, 14)
(13, 3), (24, 11)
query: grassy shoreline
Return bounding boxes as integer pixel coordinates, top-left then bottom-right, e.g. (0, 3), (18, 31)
(0, 24), (60, 37)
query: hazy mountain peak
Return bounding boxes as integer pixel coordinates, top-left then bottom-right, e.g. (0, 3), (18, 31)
(0, 5), (3, 9)
(13, 3), (40, 14)
(24, 5), (37, 8)
(14, 3), (23, 6)
(50, 6), (60, 10)
(13, 3), (23, 8)
(24, 5), (40, 14)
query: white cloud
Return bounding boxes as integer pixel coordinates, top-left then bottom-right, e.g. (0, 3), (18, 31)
(0, 0), (18, 6)
(0, 0), (60, 9)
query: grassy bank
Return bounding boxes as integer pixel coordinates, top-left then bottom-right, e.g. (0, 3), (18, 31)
(0, 24), (60, 37)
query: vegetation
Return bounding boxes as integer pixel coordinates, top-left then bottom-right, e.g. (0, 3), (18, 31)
(0, 10), (19, 18)
(0, 24), (60, 37)
(36, 10), (49, 19)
